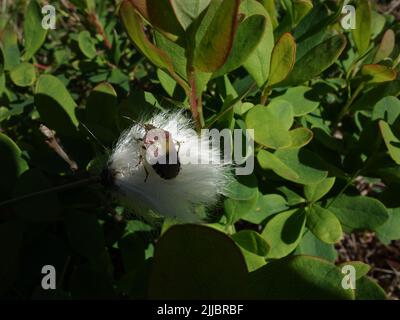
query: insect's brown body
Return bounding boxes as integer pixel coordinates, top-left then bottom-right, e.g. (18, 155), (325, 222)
(140, 123), (181, 181)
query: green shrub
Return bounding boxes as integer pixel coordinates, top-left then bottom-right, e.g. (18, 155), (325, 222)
(0, 0), (399, 299)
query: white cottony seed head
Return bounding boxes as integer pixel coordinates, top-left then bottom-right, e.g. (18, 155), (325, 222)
(108, 110), (232, 222)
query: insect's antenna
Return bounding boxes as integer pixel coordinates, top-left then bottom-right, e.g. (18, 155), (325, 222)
(122, 116), (145, 129)
(80, 122), (109, 153)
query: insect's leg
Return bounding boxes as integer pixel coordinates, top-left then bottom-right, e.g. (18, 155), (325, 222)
(175, 140), (181, 153)
(143, 165), (149, 183)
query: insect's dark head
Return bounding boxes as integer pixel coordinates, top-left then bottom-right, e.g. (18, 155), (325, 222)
(101, 168), (116, 189)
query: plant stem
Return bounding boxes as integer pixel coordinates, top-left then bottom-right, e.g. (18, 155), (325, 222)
(335, 82), (364, 127)
(260, 86), (271, 105)
(188, 69), (204, 130)
(0, 176), (101, 209)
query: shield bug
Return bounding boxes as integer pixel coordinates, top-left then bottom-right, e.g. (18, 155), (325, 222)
(137, 123), (182, 181)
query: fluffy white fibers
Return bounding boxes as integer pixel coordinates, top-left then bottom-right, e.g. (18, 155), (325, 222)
(108, 110), (231, 222)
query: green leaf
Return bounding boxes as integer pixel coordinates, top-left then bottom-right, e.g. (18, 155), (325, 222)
(329, 195), (389, 231)
(268, 32), (296, 86)
(0, 133), (29, 199)
(338, 261), (370, 280)
(352, 80), (400, 112)
(375, 208), (400, 244)
(0, 28), (21, 70)
(157, 69), (177, 97)
(232, 230), (269, 256)
(120, 1), (175, 73)
(245, 101), (294, 149)
(9, 63), (36, 87)
(170, 0), (211, 30)
(372, 96), (400, 125)
(373, 29), (395, 63)
(13, 169), (60, 221)
(22, 0), (48, 61)
(213, 11), (266, 77)
(306, 205), (342, 244)
(149, 224), (249, 299)
(262, 208), (306, 259)
(361, 64), (397, 84)
(281, 34), (347, 86)
(224, 174), (258, 201)
(0, 221), (23, 296)
(129, 0), (184, 40)
(258, 148), (328, 185)
(242, 0), (274, 87)
(304, 177), (335, 202)
(192, 0), (240, 72)
(35, 75), (78, 136)
(273, 86), (319, 116)
(355, 276), (387, 300)
(78, 31), (97, 59)
(379, 120), (400, 165)
(351, 0), (371, 56)
(85, 82), (118, 145)
(295, 230), (337, 262)
(249, 255), (354, 299)
(242, 193), (289, 224)
(224, 191), (259, 224)
(286, 127), (313, 149)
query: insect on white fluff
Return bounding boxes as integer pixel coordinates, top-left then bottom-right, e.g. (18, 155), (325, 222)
(108, 110), (232, 222)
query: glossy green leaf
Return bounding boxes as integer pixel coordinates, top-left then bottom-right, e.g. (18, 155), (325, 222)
(0, 133), (29, 198)
(22, 0), (48, 61)
(375, 208), (400, 244)
(85, 82), (118, 145)
(78, 31), (97, 59)
(120, 1), (175, 72)
(149, 224), (249, 299)
(242, 193), (289, 224)
(258, 148), (328, 185)
(224, 191), (258, 224)
(306, 205), (343, 244)
(242, 0), (274, 87)
(273, 86), (319, 116)
(372, 96), (400, 125)
(304, 177), (335, 202)
(249, 255), (354, 299)
(262, 208), (306, 259)
(373, 29), (395, 63)
(295, 230), (337, 262)
(35, 75), (78, 136)
(213, 12), (266, 77)
(361, 64), (397, 84)
(232, 230), (269, 256)
(355, 276), (387, 300)
(352, 0), (371, 56)
(170, 0), (211, 30)
(268, 32), (296, 86)
(281, 35), (347, 86)
(379, 120), (400, 165)
(0, 28), (21, 70)
(329, 195), (389, 231)
(129, 0), (184, 39)
(10, 63), (36, 87)
(338, 261), (370, 280)
(245, 101), (294, 149)
(192, 0), (240, 72)
(285, 127), (313, 149)
(224, 174), (258, 201)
